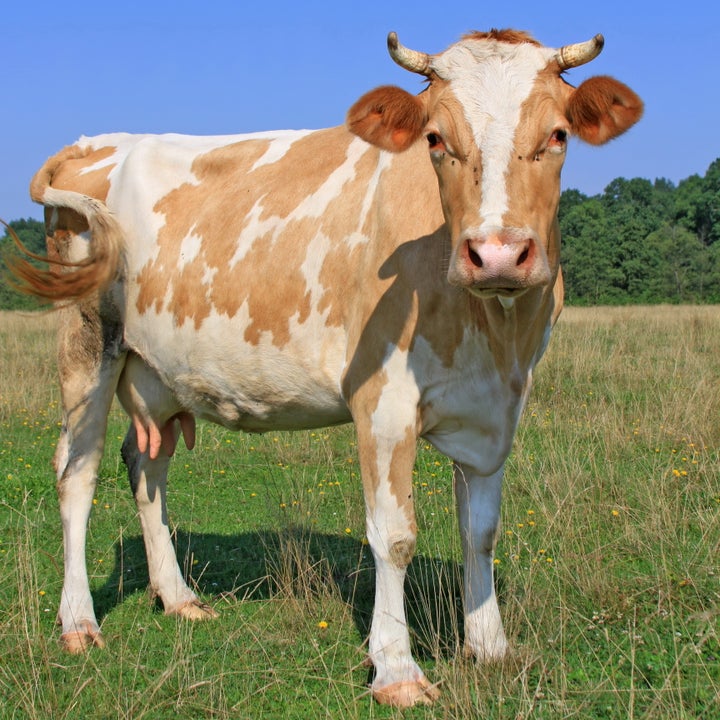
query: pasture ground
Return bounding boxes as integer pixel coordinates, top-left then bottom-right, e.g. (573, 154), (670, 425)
(0, 306), (718, 718)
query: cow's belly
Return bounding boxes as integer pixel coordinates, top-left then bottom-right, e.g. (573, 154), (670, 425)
(124, 310), (351, 432)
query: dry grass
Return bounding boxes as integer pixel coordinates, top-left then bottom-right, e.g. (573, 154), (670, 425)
(0, 310), (58, 421)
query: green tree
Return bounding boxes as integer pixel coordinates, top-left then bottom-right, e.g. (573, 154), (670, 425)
(601, 178), (672, 299)
(644, 224), (718, 302)
(0, 218), (46, 310)
(560, 198), (626, 304)
(558, 172), (720, 304)
(675, 159), (720, 246)
(558, 188), (589, 217)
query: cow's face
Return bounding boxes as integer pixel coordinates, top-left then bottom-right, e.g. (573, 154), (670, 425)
(348, 30), (643, 300)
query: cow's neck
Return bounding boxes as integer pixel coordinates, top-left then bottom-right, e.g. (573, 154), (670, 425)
(472, 287), (553, 386)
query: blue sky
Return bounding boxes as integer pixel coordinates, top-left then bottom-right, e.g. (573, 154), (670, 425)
(2, 1), (717, 221)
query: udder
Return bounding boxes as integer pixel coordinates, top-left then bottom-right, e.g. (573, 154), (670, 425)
(117, 353), (196, 460)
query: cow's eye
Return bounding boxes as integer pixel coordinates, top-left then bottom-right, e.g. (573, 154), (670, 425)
(427, 132), (445, 152)
(549, 129), (568, 148)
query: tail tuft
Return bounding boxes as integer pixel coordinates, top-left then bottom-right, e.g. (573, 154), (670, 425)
(3, 207), (124, 302)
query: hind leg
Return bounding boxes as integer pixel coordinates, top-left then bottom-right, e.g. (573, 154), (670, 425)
(118, 355), (216, 619)
(54, 302), (126, 653)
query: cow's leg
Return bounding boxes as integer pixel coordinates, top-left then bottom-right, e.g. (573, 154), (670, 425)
(54, 303), (126, 653)
(354, 409), (440, 707)
(117, 357), (215, 620)
(454, 462), (509, 661)
(121, 427), (215, 618)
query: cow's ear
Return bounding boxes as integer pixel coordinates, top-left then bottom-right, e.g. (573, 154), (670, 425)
(347, 85), (428, 152)
(567, 76), (643, 145)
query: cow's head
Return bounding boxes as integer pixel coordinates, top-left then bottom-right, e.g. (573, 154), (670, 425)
(347, 30), (642, 300)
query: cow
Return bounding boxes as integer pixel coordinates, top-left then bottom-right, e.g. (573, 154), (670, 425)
(12, 28), (642, 707)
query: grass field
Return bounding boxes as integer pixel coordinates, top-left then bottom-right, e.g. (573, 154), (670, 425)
(0, 306), (718, 719)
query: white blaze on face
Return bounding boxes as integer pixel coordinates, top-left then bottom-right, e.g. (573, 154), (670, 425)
(431, 41), (556, 228)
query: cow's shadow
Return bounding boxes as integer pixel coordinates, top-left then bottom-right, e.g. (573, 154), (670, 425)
(91, 526), (494, 661)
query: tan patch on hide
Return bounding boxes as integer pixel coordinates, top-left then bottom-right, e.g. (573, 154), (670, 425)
(502, 67), (567, 250)
(48, 145), (116, 202)
(136, 128), (360, 344)
(316, 145), (382, 328)
(388, 422), (421, 526)
(353, 380), (420, 530)
(135, 138), (271, 322)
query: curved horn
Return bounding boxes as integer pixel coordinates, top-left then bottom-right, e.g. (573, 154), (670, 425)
(387, 31), (431, 76)
(557, 34), (604, 70)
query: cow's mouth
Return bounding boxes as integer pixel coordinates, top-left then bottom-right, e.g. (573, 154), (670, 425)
(466, 285), (527, 300)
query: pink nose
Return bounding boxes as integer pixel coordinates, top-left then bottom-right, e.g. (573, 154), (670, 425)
(466, 234), (534, 277)
(449, 228), (551, 293)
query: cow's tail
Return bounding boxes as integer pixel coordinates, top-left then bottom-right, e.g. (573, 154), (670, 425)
(5, 148), (125, 303)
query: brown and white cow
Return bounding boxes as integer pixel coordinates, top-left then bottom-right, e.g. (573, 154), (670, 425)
(14, 29), (641, 706)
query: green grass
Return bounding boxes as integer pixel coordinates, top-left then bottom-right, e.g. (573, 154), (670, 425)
(0, 306), (718, 718)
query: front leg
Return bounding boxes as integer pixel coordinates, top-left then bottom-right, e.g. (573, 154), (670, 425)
(454, 462), (509, 661)
(353, 405), (440, 707)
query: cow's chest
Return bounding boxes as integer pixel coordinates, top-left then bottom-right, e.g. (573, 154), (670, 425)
(415, 334), (532, 476)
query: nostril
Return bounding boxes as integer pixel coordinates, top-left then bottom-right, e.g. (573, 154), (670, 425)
(467, 242), (483, 268)
(516, 240), (534, 267)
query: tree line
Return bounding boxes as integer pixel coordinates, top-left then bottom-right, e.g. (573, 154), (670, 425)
(558, 158), (720, 304)
(2, 157), (719, 309)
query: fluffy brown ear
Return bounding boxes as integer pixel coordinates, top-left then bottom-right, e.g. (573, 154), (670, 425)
(347, 85), (428, 152)
(567, 76), (643, 145)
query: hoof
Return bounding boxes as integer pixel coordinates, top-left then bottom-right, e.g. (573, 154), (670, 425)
(372, 677), (441, 707)
(60, 625), (106, 653)
(168, 599), (219, 621)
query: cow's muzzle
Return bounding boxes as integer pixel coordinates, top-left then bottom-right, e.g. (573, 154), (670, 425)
(448, 227), (551, 297)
